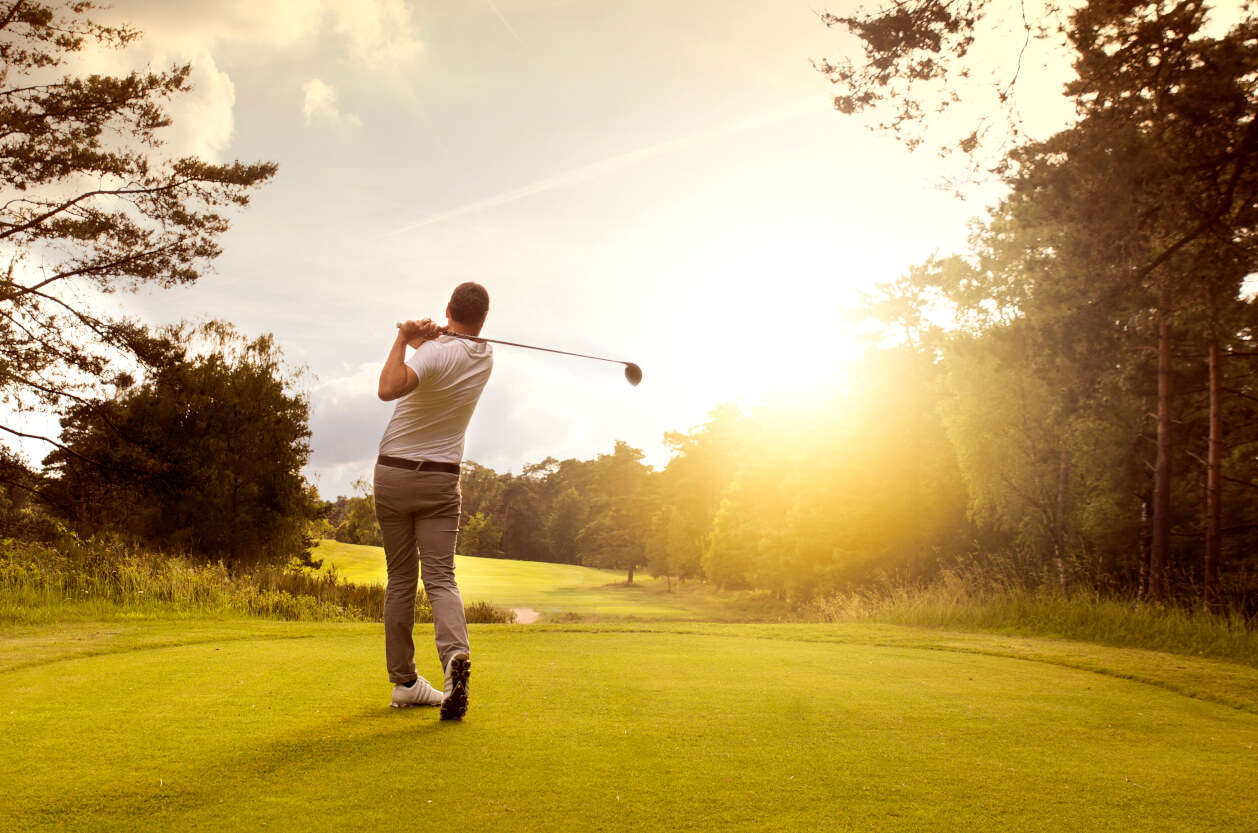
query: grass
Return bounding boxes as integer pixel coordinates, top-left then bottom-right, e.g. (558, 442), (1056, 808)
(315, 539), (779, 622)
(1, 537), (374, 625)
(3, 618), (1256, 832)
(0, 537), (514, 626)
(316, 542), (1258, 670)
(802, 580), (1258, 669)
(7, 540), (1258, 829)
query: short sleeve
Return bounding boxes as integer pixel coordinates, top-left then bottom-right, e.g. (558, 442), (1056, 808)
(405, 342), (439, 384)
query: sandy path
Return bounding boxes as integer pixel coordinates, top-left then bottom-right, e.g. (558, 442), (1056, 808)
(510, 608), (540, 624)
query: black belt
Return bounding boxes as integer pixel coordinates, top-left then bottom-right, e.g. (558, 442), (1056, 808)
(377, 455), (461, 475)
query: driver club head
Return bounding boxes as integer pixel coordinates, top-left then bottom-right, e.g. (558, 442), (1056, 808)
(624, 363), (643, 386)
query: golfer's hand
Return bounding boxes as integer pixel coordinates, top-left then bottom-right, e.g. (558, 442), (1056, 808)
(398, 318), (442, 348)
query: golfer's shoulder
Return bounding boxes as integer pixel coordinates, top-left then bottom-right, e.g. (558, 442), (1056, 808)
(419, 336), (492, 375)
(440, 335), (493, 362)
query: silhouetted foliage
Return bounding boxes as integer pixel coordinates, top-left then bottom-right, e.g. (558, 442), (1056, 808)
(43, 322), (317, 569)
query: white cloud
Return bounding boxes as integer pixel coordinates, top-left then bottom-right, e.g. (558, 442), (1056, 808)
(161, 48), (237, 160)
(328, 0), (423, 71)
(306, 364), (390, 497)
(71, 1), (423, 155)
(69, 36), (237, 161)
(116, 0), (422, 65)
(303, 78), (361, 126)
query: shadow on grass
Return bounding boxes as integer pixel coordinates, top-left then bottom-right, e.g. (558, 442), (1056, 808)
(21, 703), (470, 830)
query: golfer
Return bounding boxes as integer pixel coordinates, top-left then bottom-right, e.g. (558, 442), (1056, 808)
(374, 282), (493, 720)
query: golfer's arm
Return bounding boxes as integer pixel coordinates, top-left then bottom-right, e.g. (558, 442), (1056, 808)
(378, 333), (420, 401)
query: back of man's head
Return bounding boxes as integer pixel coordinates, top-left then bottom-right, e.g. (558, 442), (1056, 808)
(449, 282), (490, 332)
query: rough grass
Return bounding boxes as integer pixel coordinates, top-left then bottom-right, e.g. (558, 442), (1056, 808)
(0, 537), (513, 625)
(3, 618), (1256, 832)
(7, 535), (1254, 665)
(801, 582), (1258, 669)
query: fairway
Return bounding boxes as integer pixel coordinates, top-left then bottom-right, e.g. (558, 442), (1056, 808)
(314, 540), (746, 621)
(3, 620), (1256, 832)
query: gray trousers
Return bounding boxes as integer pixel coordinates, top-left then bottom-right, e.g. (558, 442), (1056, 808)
(373, 464), (469, 684)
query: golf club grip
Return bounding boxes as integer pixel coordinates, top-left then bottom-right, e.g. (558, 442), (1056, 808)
(395, 322), (468, 339)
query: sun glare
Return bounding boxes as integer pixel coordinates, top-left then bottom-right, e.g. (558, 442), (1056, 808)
(661, 231), (894, 413)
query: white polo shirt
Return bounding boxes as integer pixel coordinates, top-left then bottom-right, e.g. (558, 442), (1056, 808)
(378, 335), (494, 464)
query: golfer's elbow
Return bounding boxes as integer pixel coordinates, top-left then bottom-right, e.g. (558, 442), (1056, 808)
(378, 381), (407, 401)
(378, 368), (417, 401)
(378, 373), (401, 401)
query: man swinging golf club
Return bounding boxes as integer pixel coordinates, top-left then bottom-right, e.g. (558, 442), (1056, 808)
(375, 281), (493, 720)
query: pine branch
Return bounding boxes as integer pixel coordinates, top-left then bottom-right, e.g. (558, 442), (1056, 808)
(1133, 115), (1258, 284)
(0, 1), (27, 32)
(0, 470), (55, 504)
(0, 422), (104, 466)
(12, 241), (180, 296)
(0, 176), (205, 239)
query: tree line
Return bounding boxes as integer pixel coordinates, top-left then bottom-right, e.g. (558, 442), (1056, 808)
(439, 354), (970, 601)
(324, 294), (1254, 611)
(323, 441), (660, 582)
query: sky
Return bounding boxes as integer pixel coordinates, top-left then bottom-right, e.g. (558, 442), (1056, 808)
(54, 0), (1098, 499)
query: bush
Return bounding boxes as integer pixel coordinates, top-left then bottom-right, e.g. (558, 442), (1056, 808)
(465, 600), (516, 624)
(0, 535), (519, 627)
(0, 537), (382, 623)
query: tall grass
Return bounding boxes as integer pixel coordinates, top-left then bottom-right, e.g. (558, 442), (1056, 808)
(801, 565), (1258, 667)
(0, 536), (513, 625)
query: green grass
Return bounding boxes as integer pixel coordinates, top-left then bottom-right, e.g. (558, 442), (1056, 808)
(315, 539), (773, 622)
(8, 539), (1256, 828)
(3, 618), (1256, 832)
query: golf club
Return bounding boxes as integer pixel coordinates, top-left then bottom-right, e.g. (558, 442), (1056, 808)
(396, 323), (642, 386)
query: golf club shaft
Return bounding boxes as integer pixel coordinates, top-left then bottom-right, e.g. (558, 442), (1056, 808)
(395, 323), (630, 366)
(443, 332), (631, 367)
(395, 322), (642, 386)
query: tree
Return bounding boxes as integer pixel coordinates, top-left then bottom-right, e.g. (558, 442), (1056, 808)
(499, 464), (551, 563)
(450, 456), (604, 565)
(331, 478), (384, 547)
(0, 444), (58, 540)
(43, 322), (317, 568)
(459, 512), (502, 558)
(825, 0), (1258, 605)
(576, 441), (653, 582)
(695, 347), (969, 601)
(645, 506), (704, 590)
(323, 483), (384, 548)
(0, 1), (276, 472)
(459, 461), (505, 530)
(545, 487), (586, 563)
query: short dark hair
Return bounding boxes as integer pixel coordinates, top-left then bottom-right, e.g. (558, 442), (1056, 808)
(449, 282), (489, 326)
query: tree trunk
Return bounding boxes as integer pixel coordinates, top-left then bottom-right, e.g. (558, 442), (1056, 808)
(1149, 293), (1174, 604)
(627, 563), (634, 584)
(230, 474), (240, 568)
(1053, 445), (1070, 593)
(75, 481), (88, 540)
(1138, 495), (1151, 601)
(1204, 287), (1223, 612)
